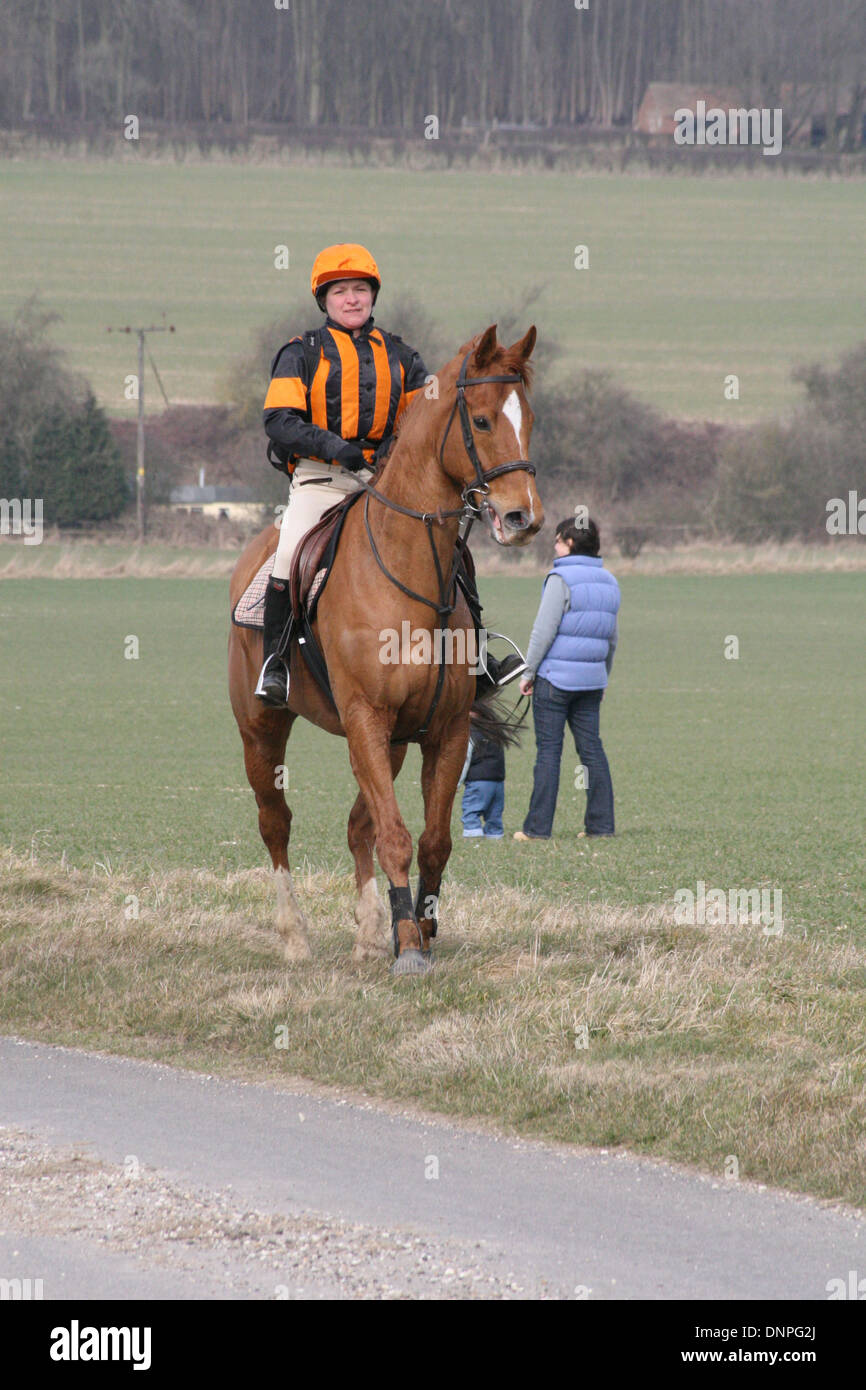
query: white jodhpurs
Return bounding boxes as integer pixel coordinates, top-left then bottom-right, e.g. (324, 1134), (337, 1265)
(272, 458), (373, 581)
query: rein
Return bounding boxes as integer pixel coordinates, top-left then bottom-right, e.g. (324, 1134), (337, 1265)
(356, 348), (536, 741)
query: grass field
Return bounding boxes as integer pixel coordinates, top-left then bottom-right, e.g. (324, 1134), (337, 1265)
(3, 155), (866, 421)
(1, 572), (865, 1204)
(1, 573), (864, 929)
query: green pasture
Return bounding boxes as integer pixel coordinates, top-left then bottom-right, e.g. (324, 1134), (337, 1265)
(3, 156), (866, 420)
(1, 573), (864, 942)
(3, 571), (866, 1204)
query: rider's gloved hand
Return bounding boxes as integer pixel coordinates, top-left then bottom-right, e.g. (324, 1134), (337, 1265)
(334, 442), (368, 473)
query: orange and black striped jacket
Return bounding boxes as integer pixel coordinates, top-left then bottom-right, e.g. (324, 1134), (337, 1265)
(263, 315), (428, 473)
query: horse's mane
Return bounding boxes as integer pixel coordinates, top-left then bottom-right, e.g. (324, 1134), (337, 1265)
(373, 336), (533, 479)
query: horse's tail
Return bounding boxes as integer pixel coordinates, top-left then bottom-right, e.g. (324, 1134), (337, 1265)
(469, 690), (528, 749)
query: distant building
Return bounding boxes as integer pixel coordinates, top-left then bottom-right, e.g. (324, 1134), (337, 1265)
(634, 83), (744, 137)
(635, 80), (864, 149)
(169, 485), (264, 522)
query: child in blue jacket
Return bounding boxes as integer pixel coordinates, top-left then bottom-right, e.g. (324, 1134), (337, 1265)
(460, 711), (506, 839)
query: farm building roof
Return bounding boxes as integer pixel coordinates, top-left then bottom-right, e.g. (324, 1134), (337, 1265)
(635, 81), (859, 139)
(170, 486), (255, 504)
(634, 84), (745, 135)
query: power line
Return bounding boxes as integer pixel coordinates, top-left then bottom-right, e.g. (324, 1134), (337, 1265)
(106, 320), (175, 540)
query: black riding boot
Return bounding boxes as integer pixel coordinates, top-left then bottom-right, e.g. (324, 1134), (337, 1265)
(255, 576), (292, 706)
(457, 551), (526, 698)
(475, 648), (527, 699)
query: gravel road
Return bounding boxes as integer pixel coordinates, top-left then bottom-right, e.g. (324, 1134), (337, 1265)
(1, 1036), (862, 1300)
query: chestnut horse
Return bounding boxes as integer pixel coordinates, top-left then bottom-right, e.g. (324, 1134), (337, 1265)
(228, 325), (543, 975)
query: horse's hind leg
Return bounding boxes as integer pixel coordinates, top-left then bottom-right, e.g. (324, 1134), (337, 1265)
(241, 714), (312, 962)
(348, 745), (407, 963)
(416, 713), (472, 945)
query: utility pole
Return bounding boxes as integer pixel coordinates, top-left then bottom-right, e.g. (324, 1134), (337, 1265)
(106, 321), (175, 541)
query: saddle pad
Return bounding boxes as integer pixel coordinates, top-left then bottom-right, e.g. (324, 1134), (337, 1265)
(231, 553), (274, 629)
(231, 553), (326, 630)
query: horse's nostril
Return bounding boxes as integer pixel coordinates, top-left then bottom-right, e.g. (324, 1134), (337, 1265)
(505, 510), (529, 531)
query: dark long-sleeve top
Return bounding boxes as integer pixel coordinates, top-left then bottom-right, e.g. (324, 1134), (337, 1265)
(263, 314), (428, 471)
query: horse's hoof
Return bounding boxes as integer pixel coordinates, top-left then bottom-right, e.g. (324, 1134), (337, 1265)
(391, 949), (431, 977)
(283, 938), (312, 963)
(352, 939), (390, 964)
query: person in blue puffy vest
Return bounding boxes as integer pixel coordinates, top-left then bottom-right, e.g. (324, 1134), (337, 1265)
(513, 516), (620, 841)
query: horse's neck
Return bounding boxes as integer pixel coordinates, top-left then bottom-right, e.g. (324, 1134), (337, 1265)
(368, 421), (464, 603)
(379, 429), (455, 508)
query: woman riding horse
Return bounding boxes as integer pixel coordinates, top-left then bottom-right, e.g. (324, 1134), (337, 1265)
(256, 243), (524, 705)
(229, 316), (542, 974)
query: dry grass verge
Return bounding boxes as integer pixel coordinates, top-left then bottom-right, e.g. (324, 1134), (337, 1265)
(1, 846), (864, 1208)
(2, 537), (866, 580)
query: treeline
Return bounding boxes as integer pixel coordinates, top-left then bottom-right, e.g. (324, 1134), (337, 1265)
(2, 295), (864, 545)
(2, 0), (864, 136)
(221, 293), (866, 548)
(713, 345), (866, 544)
(0, 301), (127, 525)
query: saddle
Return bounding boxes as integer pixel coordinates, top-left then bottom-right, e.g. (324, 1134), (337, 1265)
(278, 489), (366, 705)
(232, 488), (481, 716)
(288, 489), (363, 621)
(231, 490), (362, 633)
(284, 490), (481, 712)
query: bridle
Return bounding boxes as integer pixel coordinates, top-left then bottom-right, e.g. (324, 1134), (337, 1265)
(355, 348), (536, 740)
(439, 347), (537, 508)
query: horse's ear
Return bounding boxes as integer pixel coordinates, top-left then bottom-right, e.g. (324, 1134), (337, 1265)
(509, 325), (537, 361)
(472, 324), (499, 370)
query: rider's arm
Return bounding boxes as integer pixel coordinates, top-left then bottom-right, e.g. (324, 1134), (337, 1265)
(393, 340), (429, 425)
(263, 340), (348, 465)
(523, 575), (570, 676)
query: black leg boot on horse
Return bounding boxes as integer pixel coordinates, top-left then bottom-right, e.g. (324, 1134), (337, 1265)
(255, 576), (293, 707)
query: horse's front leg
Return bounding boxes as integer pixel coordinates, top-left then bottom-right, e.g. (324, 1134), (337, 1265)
(342, 700), (428, 976)
(347, 743), (406, 963)
(416, 712), (472, 946)
(240, 716), (312, 963)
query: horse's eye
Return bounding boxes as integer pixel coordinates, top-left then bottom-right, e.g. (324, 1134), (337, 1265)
(472, 416), (491, 431)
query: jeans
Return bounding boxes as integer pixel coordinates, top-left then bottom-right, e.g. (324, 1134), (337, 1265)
(462, 779), (505, 837)
(523, 679), (614, 838)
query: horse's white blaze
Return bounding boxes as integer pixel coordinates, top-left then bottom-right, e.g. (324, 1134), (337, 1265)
(503, 390), (536, 525)
(522, 476), (536, 525)
(502, 390), (524, 456)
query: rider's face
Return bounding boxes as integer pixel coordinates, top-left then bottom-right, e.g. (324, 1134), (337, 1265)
(324, 280), (374, 332)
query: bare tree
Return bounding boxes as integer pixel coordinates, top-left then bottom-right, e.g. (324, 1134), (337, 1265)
(0, 0), (863, 136)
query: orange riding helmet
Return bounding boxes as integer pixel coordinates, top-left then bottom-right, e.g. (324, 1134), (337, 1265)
(311, 243), (381, 308)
